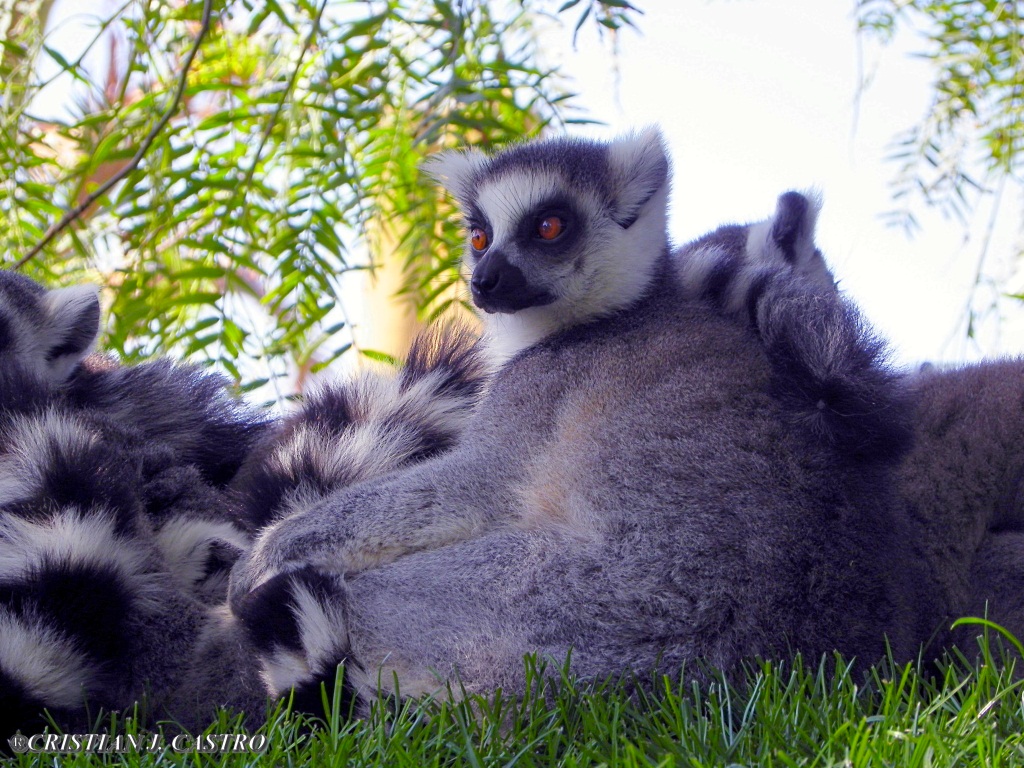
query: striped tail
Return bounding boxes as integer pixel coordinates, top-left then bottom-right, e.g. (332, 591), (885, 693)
(232, 323), (486, 533)
(676, 191), (912, 463)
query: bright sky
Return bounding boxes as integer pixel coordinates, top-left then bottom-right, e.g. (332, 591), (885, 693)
(35, 0), (1024, 369)
(544, 0), (1024, 366)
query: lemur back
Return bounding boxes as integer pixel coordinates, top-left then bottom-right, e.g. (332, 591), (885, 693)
(685, 203), (1024, 659)
(230, 130), (939, 714)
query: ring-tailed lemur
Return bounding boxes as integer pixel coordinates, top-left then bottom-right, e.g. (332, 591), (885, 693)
(0, 270), (489, 738)
(0, 270), (273, 737)
(229, 128), (939, 716)
(699, 202), (1024, 656)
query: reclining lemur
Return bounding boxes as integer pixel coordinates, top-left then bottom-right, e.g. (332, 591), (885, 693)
(680, 191), (1024, 654)
(0, 271), (487, 735)
(228, 128), (942, 715)
(3, 127), (1017, 736)
(0, 269), (274, 736)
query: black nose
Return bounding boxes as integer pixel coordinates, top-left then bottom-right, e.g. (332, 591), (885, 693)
(470, 252), (556, 314)
(470, 269), (500, 297)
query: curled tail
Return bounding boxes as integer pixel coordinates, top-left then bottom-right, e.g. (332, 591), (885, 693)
(0, 510), (158, 731)
(232, 323), (486, 533)
(0, 270), (258, 736)
(676, 191), (912, 463)
(233, 566), (366, 719)
(0, 427), (236, 740)
(0, 432), (161, 738)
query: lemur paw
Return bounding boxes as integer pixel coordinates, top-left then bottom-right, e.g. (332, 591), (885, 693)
(233, 566), (362, 717)
(227, 508), (329, 608)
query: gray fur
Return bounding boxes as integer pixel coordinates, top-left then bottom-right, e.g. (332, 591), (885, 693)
(0, 272), (489, 738)
(898, 361), (1024, 650)
(707, 205), (1024, 655)
(678, 192), (912, 462)
(230, 131), (935, 712)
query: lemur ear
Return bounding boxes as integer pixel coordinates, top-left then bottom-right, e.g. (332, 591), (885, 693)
(423, 149), (488, 203)
(606, 126), (670, 228)
(41, 284), (100, 383)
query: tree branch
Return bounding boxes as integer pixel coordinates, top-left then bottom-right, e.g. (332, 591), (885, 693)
(12, 0), (214, 270)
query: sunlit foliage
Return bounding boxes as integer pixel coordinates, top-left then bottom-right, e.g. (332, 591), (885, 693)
(1, 0), (639, 401)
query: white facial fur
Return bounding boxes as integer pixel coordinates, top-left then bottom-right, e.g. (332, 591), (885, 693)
(478, 180), (668, 365)
(427, 127), (671, 368)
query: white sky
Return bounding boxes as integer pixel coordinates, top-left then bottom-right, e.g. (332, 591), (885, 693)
(542, 0), (1024, 366)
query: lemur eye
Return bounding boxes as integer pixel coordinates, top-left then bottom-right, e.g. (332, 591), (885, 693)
(537, 215), (564, 241)
(470, 228), (489, 251)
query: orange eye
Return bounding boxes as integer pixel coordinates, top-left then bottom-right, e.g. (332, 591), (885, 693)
(470, 227), (489, 251)
(537, 215), (564, 241)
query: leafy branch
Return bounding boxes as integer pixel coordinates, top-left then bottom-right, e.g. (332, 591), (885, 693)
(13, 0), (215, 270)
(0, 1), (640, 404)
(857, 0), (1024, 346)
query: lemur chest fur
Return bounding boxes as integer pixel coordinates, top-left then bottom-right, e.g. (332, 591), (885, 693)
(515, 383), (617, 535)
(508, 306), (771, 536)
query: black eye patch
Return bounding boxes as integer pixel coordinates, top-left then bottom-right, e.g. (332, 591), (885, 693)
(515, 196), (582, 255)
(464, 203), (489, 232)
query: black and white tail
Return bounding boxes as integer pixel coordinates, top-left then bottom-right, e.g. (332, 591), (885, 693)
(0, 270), (263, 739)
(233, 565), (366, 718)
(0, 407), (157, 736)
(230, 323), (486, 719)
(675, 191), (912, 463)
(232, 323), (486, 533)
(676, 190), (835, 312)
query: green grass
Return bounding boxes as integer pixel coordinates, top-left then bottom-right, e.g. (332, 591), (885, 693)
(8, 632), (1024, 767)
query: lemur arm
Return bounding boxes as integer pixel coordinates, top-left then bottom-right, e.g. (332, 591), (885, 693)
(228, 447), (504, 608)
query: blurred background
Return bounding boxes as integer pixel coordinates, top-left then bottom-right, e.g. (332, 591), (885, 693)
(3, 0), (1021, 406)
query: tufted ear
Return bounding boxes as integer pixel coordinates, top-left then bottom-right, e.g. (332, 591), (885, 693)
(40, 284), (100, 383)
(422, 148), (489, 203)
(606, 126), (671, 228)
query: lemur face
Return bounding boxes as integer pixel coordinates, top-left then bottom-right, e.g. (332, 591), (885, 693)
(426, 128), (671, 323)
(462, 166), (598, 314)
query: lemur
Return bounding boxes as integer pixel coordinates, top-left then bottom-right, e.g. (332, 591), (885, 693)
(229, 128), (938, 716)
(8, 129), (1013, 734)
(0, 271), (486, 736)
(0, 269), (271, 737)
(690, 204), (1024, 653)
(682, 198), (1024, 655)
